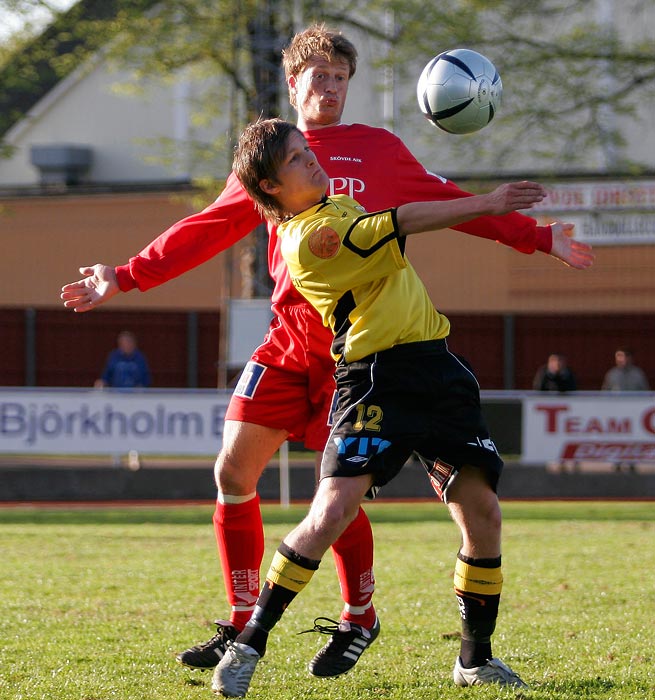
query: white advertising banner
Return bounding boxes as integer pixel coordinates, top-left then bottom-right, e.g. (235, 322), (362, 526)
(530, 180), (655, 246)
(0, 388), (231, 455)
(523, 393), (655, 464)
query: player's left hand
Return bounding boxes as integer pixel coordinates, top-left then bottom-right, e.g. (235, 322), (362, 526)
(548, 222), (595, 269)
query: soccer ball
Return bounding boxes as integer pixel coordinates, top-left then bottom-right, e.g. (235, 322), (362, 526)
(417, 49), (502, 134)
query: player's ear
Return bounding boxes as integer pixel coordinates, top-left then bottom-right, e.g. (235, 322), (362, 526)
(260, 178), (280, 195)
(287, 75), (298, 107)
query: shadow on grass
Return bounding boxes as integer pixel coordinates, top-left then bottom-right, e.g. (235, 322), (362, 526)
(0, 500), (653, 526)
(533, 676), (655, 699)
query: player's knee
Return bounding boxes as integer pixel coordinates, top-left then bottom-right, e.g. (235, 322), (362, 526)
(213, 450), (257, 495)
(464, 485), (501, 528)
(481, 497), (502, 533)
(310, 498), (359, 540)
(450, 489), (502, 542)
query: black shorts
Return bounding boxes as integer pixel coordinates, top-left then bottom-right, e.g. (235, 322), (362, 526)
(321, 339), (504, 499)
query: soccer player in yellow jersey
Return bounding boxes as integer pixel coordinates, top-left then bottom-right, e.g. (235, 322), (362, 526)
(211, 118), (594, 697)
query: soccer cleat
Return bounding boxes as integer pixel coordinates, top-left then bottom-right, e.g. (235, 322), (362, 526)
(453, 656), (529, 688)
(305, 616), (380, 677)
(176, 620), (238, 669)
(212, 641), (260, 697)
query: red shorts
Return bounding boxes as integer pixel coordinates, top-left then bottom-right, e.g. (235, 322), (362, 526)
(224, 303), (336, 451)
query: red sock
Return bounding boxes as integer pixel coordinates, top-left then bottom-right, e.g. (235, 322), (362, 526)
(212, 494), (264, 631)
(330, 506), (377, 629)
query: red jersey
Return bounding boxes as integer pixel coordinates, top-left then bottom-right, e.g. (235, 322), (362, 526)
(114, 123), (551, 306)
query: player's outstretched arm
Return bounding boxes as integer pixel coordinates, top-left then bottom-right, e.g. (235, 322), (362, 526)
(397, 181), (546, 237)
(60, 264), (120, 313)
(547, 222), (595, 270)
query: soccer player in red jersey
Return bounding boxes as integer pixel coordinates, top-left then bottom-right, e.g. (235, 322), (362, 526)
(61, 25), (584, 682)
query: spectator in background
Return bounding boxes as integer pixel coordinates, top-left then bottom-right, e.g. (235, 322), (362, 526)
(95, 330), (151, 388)
(532, 353), (577, 393)
(601, 347), (650, 391)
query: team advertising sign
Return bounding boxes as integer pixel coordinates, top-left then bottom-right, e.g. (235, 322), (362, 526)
(523, 394), (655, 464)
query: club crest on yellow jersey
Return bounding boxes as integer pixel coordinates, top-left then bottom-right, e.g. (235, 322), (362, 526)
(308, 226), (341, 259)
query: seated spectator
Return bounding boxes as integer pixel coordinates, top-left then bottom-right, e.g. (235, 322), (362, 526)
(601, 347), (650, 391)
(532, 353), (577, 392)
(95, 330), (151, 388)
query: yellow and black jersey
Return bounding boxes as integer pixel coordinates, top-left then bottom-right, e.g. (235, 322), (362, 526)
(278, 194), (450, 363)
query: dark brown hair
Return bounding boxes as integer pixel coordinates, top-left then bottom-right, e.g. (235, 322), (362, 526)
(233, 118), (301, 223)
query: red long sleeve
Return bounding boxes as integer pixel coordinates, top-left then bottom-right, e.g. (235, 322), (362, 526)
(116, 123), (552, 304)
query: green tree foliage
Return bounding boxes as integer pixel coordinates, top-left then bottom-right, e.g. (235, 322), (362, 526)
(1, 0), (654, 171)
(0, 0), (156, 138)
(380, 0), (655, 171)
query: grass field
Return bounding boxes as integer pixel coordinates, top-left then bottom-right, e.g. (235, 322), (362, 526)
(1, 500), (653, 700)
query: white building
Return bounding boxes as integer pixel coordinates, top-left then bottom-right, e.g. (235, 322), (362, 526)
(2, 1), (654, 189)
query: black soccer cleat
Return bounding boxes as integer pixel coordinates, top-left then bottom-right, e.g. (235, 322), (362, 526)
(175, 620), (238, 670)
(303, 616), (380, 677)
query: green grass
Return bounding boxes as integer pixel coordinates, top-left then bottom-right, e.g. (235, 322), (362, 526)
(1, 501), (654, 700)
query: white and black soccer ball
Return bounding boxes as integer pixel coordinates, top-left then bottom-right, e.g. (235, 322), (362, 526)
(417, 49), (502, 134)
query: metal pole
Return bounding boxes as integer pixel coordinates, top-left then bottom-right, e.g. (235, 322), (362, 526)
(503, 313), (515, 390)
(25, 307), (36, 387)
(279, 440), (290, 508)
(187, 311), (198, 388)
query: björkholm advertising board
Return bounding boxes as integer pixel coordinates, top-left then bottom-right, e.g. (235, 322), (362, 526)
(0, 388), (231, 455)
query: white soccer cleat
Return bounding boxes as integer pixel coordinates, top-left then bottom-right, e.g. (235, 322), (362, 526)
(453, 656), (528, 688)
(212, 641), (260, 697)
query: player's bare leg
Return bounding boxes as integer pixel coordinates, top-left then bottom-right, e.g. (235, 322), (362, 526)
(446, 465), (502, 560)
(216, 419), (288, 496)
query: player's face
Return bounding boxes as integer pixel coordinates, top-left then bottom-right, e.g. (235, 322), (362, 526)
(290, 56), (350, 130)
(261, 130), (329, 216)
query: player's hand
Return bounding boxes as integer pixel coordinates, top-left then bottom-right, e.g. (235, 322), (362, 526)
(487, 181), (547, 214)
(60, 264), (120, 312)
(548, 222), (595, 270)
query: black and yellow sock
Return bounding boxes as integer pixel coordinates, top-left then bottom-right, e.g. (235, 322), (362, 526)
(453, 551), (502, 668)
(238, 542), (320, 656)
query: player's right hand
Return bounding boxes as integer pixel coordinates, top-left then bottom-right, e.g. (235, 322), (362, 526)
(60, 264), (120, 312)
(488, 181), (546, 214)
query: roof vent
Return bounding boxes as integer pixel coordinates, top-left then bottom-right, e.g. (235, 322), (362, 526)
(30, 144), (92, 186)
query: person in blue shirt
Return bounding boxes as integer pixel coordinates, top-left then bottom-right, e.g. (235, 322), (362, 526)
(95, 330), (151, 388)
